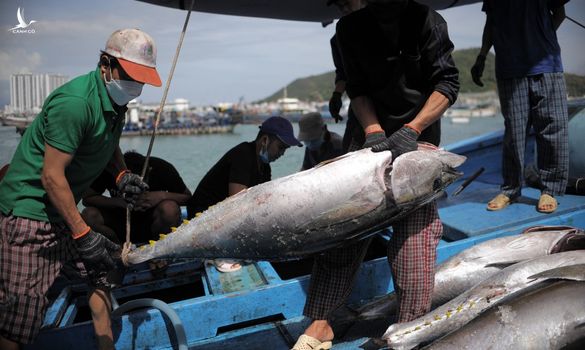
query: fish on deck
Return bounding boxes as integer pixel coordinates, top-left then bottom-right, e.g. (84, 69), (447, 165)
(357, 225), (585, 321)
(383, 250), (585, 350)
(425, 267), (585, 350)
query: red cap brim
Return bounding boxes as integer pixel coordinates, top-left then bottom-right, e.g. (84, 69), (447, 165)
(117, 58), (162, 87)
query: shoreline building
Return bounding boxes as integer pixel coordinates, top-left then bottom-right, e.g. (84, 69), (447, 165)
(9, 73), (68, 113)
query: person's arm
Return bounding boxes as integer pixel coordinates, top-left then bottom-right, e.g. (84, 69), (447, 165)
(351, 96), (383, 134)
(228, 183), (247, 196)
(105, 146), (127, 176)
(132, 190), (193, 211)
(334, 80), (346, 94)
(478, 14), (493, 57)
(371, 13), (459, 155)
(471, 11), (493, 87)
(406, 91), (451, 133)
(330, 36), (347, 123)
(82, 188), (128, 209)
(42, 143), (88, 234)
(550, 4), (566, 30)
(106, 147), (149, 195)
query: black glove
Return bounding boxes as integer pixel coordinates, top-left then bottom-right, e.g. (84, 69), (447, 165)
(116, 170), (149, 196)
(363, 131), (387, 149)
(329, 91), (344, 123)
(74, 229), (120, 277)
(471, 54), (486, 87)
(371, 126), (419, 158)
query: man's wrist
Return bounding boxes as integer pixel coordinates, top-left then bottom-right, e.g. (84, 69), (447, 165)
(476, 54), (486, 62)
(73, 225), (91, 240)
(404, 123), (421, 135)
(364, 124), (384, 136)
(332, 91), (342, 98)
(115, 169), (130, 185)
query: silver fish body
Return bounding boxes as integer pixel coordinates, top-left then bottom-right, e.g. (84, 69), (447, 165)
(127, 147), (465, 264)
(358, 226), (585, 320)
(383, 250), (585, 350)
(425, 279), (585, 350)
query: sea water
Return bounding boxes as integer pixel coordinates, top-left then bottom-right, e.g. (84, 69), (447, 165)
(0, 117), (504, 191)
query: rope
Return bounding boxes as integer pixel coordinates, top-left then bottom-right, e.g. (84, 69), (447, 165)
(566, 15), (585, 30)
(121, 0), (196, 266)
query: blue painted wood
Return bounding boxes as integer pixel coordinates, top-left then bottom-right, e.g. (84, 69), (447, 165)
(42, 286), (71, 329)
(205, 261), (268, 295)
(440, 187), (585, 239)
(59, 299), (79, 327)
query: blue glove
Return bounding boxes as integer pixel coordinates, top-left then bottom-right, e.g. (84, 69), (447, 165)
(371, 126), (419, 158)
(116, 170), (149, 196)
(329, 91), (344, 123)
(363, 131), (387, 149)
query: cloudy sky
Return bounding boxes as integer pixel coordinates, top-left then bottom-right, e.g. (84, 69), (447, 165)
(0, 0), (583, 107)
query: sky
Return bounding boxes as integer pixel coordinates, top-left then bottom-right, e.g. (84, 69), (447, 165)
(0, 0), (584, 107)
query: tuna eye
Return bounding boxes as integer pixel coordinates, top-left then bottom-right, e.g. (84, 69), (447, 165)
(433, 178), (442, 190)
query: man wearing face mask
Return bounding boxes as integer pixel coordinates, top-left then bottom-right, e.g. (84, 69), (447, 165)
(297, 112), (343, 171)
(187, 116), (301, 272)
(0, 29), (161, 350)
(292, 1), (459, 348)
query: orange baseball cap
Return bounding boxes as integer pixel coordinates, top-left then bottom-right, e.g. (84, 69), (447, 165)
(102, 28), (162, 87)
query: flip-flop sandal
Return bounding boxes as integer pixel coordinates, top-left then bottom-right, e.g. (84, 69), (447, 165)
(537, 194), (558, 214)
(212, 259), (242, 273)
(487, 193), (512, 211)
(291, 334), (332, 350)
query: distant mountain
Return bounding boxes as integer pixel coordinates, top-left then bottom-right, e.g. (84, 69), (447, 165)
(259, 48), (585, 102)
(259, 71), (336, 103)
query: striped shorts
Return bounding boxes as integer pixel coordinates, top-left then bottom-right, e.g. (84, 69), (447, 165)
(0, 214), (82, 344)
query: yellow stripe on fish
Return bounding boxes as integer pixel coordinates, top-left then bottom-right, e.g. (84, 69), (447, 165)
(396, 298), (484, 336)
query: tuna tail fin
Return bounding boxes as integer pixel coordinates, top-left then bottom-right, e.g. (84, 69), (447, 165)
(527, 264), (585, 282)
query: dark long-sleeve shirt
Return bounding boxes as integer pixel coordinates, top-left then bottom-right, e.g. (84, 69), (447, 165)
(330, 34), (346, 84)
(336, 1), (459, 144)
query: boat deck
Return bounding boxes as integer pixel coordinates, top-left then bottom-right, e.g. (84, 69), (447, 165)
(26, 130), (585, 350)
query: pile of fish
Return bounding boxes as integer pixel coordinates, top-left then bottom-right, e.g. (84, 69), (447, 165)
(364, 225), (585, 349)
(126, 144), (465, 264)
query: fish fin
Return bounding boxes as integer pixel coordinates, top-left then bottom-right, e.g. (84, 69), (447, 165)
(313, 151), (358, 169)
(484, 260), (524, 269)
(359, 337), (388, 350)
(357, 294), (398, 320)
(528, 264), (585, 282)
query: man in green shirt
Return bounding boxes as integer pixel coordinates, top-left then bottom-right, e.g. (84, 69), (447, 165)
(0, 29), (161, 350)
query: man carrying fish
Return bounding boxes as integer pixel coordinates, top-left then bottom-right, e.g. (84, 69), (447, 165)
(187, 116), (301, 272)
(0, 29), (161, 350)
(292, 0), (459, 348)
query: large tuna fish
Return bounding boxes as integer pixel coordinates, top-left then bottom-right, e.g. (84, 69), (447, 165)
(125, 145), (465, 264)
(425, 268), (585, 350)
(358, 225), (585, 320)
(382, 250), (585, 350)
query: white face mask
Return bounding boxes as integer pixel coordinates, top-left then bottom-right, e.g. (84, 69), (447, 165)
(104, 67), (143, 106)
